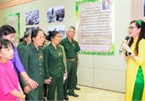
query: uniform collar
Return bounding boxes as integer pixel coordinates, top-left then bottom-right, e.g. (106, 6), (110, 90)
(50, 43), (59, 50)
(29, 42), (35, 49)
(29, 42), (41, 50)
(21, 42), (27, 46)
(66, 37), (75, 43)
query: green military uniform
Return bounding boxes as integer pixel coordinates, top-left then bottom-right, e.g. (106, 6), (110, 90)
(60, 37), (80, 97)
(18, 43), (47, 100)
(44, 43), (65, 100)
(59, 44), (67, 70)
(17, 42), (27, 51)
(17, 42), (28, 60)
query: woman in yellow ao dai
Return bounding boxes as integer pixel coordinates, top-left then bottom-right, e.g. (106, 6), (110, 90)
(121, 20), (145, 101)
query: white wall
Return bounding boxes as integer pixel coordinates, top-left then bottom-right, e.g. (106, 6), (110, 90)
(77, 0), (131, 93)
(0, 0), (131, 93)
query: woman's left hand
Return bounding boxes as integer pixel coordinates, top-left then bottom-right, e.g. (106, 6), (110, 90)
(26, 78), (38, 89)
(45, 77), (52, 84)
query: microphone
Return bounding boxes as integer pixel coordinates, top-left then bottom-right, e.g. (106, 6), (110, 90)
(119, 36), (129, 53)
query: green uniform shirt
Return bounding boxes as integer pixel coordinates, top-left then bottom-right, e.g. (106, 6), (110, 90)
(59, 44), (67, 70)
(17, 42), (27, 51)
(60, 37), (80, 58)
(44, 43), (65, 78)
(19, 43), (45, 87)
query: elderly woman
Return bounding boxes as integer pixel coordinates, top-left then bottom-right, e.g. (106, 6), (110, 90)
(18, 28), (51, 100)
(17, 31), (31, 51)
(44, 31), (66, 101)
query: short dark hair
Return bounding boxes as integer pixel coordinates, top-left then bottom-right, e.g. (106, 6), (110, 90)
(0, 38), (14, 50)
(69, 26), (75, 31)
(19, 37), (24, 42)
(46, 31), (59, 41)
(31, 28), (44, 42)
(0, 25), (16, 38)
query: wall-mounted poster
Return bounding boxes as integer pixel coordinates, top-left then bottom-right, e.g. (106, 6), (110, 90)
(76, 0), (115, 56)
(47, 6), (65, 23)
(26, 27), (39, 33)
(4, 13), (20, 46)
(47, 25), (65, 39)
(26, 10), (39, 25)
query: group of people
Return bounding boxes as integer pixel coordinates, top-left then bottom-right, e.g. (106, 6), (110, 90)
(0, 19), (145, 101)
(0, 25), (80, 101)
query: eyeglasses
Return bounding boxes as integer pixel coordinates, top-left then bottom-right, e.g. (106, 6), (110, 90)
(128, 26), (137, 30)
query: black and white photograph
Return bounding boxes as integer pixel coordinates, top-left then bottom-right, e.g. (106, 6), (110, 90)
(47, 25), (65, 39)
(47, 6), (65, 23)
(102, 0), (110, 10)
(26, 10), (39, 25)
(26, 27), (39, 33)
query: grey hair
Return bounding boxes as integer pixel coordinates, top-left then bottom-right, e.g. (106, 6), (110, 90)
(66, 26), (75, 33)
(66, 28), (69, 33)
(24, 31), (31, 38)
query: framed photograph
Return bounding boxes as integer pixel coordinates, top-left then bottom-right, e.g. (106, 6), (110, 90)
(47, 6), (65, 23)
(102, 0), (110, 10)
(26, 10), (39, 25)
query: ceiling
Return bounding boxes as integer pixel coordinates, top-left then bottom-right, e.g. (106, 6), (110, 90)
(0, 0), (11, 4)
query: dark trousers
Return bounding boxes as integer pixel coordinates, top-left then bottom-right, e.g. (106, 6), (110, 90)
(26, 85), (43, 100)
(43, 84), (47, 97)
(47, 76), (64, 101)
(63, 58), (77, 97)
